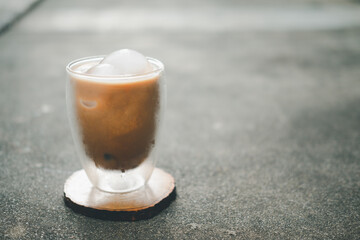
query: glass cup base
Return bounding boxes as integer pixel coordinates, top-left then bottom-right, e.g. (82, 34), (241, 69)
(83, 159), (154, 193)
(95, 171), (145, 193)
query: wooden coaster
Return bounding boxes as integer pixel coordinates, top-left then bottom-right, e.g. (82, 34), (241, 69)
(64, 168), (176, 221)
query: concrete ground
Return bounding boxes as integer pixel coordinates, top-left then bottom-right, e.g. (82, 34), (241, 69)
(1, 0), (360, 239)
(0, 0), (41, 33)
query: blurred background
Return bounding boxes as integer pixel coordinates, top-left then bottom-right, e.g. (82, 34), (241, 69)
(1, 0), (360, 239)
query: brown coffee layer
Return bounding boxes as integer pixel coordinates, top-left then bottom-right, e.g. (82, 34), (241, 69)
(72, 76), (159, 171)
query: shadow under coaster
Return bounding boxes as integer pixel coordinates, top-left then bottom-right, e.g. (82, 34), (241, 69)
(63, 168), (176, 221)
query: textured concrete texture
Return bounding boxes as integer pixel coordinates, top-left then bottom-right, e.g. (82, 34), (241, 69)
(0, 0), (41, 33)
(1, 0), (360, 239)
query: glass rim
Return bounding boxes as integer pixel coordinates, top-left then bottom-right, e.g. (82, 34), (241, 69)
(66, 55), (164, 81)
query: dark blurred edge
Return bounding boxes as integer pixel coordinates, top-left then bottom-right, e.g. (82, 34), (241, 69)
(63, 187), (177, 221)
(0, 0), (44, 35)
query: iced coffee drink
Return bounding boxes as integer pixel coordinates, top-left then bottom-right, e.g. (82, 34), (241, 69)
(66, 49), (165, 192)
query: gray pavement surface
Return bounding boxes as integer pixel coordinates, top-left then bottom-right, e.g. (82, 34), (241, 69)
(1, 0), (360, 239)
(0, 0), (41, 33)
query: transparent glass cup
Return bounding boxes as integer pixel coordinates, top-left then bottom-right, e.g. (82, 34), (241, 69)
(66, 56), (165, 193)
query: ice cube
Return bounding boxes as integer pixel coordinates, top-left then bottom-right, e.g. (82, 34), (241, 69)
(77, 62), (95, 73)
(86, 63), (116, 76)
(101, 49), (151, 75)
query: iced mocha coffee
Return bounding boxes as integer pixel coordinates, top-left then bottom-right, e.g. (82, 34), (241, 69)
(69, 49), (160, 171)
